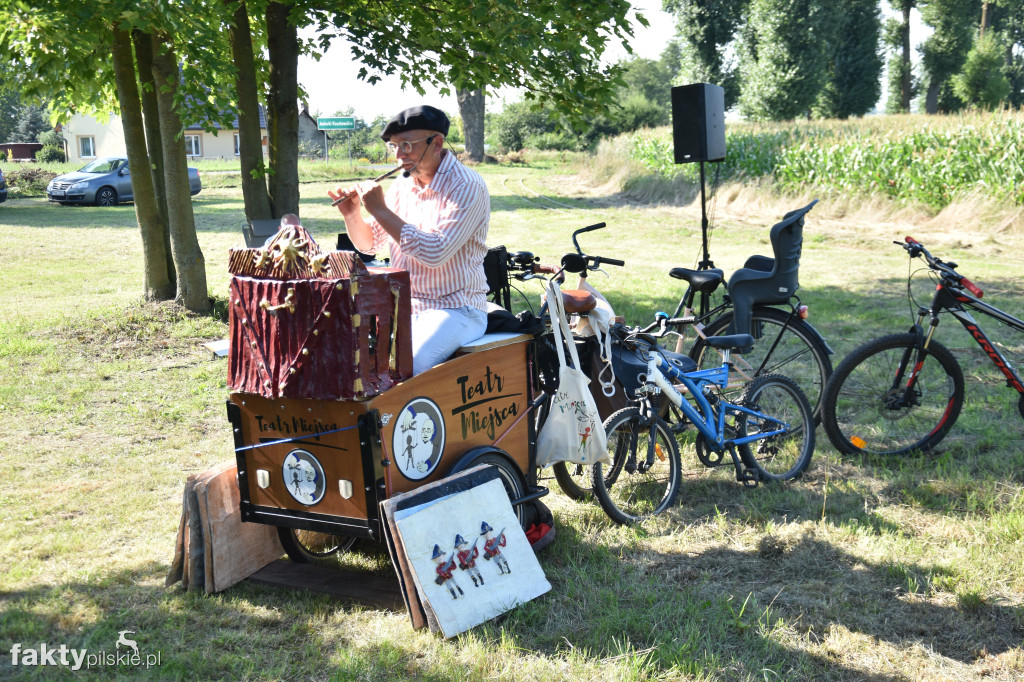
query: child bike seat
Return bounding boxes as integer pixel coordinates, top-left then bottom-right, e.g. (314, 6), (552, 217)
(726, 200), (818, 351)
(669, 267), (725, 295)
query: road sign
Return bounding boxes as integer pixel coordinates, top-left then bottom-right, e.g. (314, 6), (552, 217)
(318, 117), (355, 131)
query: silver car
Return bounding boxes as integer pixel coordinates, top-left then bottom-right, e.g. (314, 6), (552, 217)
(46, 156), (201, 206)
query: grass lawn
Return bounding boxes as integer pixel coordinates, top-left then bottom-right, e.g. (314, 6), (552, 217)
(1, 165), (1023, 680)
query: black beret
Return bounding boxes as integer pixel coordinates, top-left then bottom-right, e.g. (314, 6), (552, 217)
(380, 105), (450, 141)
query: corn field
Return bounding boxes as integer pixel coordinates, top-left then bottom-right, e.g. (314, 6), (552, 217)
(628, 110), (1024, 208)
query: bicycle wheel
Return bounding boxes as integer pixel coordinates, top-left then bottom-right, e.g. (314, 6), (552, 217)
(552, 461), (594, 500)
(822, 334), (964, 456)
(736, 374), (815, 481)
(278, 527), (358, 564)
(591, 406), (681, 525)
(690, 307), (833, 424)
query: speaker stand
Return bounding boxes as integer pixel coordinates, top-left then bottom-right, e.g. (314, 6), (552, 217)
(697, 161), (715, 317)
(698, 161), (714, 271)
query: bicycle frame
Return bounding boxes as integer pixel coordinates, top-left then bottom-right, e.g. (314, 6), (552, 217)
(918, 284), (1024, 395)
(643, 352), (791, 450)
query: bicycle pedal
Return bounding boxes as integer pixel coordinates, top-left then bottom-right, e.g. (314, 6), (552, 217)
(737, 469), (760, 488)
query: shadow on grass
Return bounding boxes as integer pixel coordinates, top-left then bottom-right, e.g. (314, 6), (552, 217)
(0, 558), (409, 679)
(510, 519), (1022, 678)
(2, 520), (1018, 680)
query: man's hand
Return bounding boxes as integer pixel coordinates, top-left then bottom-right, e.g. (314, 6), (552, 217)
(328, 186), (360, 219)
(356, 182), (387, 215)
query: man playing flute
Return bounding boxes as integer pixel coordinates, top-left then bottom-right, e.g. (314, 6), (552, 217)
(329, 105), (490, 376)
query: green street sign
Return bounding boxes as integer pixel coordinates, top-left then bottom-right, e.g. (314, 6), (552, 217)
(318, 116), (355, 130)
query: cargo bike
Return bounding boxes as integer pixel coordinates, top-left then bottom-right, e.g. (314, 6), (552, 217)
(225, 223), (606, 563)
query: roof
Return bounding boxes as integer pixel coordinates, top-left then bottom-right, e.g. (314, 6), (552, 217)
(184, 104), (267, 131)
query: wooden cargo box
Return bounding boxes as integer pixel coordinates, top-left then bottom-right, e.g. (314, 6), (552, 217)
(229, 334), (534, 539)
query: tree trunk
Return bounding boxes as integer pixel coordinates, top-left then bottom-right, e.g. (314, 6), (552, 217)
(925, 80), (938, 114)
(266, 1), (299, 216)
(229, 0), (273, 222)
(133, 29), (174, 284)
(901, 3), (912, 111)
(151, 34), (211, 313)
(980, 1), (989, 37)
(457, 88), (485, 162)
(111, 27), (174, 301)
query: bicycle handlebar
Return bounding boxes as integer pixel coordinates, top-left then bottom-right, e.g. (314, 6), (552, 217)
(565, 222), (625, 272)
(900, 236), (984, 298)
(632, 312), (693, 338)
(508, 222), (625, 284)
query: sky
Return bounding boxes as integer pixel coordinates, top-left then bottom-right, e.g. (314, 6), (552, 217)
(296, 3), (677, 123)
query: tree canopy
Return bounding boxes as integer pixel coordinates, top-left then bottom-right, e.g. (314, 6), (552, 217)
(738, 0), (834, 120)
(0, 0), (647, 309)
(664, 0), (749, 110)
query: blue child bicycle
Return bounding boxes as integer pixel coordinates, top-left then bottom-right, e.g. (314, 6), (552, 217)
(591, 319), (816, 525)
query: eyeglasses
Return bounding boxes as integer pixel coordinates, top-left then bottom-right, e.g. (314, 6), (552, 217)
(386, 135), (437, 154)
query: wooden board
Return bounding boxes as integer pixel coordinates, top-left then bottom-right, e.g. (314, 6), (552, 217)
(194, 463), (284, 594)
(246, 560), (404, 610)
(380, 465), (551, 635)
(231, 394), (373, 519)
(166, 462), (285, 594)
(380, 465), (502, 630)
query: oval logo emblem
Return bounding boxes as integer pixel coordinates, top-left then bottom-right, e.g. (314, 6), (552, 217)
(282, 449), (326, 506)
(392, 397), (446, 481)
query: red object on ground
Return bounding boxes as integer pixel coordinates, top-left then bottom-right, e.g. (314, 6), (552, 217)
(525, 522), (552, 545)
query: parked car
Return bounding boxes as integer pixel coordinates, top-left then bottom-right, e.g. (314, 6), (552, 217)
(0, 168), (7, 203)
(46, 156), (201, 206)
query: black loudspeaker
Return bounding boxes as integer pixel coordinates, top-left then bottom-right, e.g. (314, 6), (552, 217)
(671, 83), (726, 164)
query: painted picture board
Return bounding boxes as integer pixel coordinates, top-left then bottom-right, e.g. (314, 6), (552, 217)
(381, 466), (550, 637)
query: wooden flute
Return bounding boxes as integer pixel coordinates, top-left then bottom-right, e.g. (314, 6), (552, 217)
(330, 164), (404, 206)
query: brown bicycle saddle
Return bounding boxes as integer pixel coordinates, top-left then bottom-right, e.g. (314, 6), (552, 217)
(561, 289), (597, 314)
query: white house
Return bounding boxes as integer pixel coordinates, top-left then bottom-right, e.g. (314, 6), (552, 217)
(61, 107), (268, 165)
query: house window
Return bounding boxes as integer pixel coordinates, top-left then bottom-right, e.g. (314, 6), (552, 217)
(234, 133), (240, 156)
(185, 134), (202, 157)
(79, 136), (96, 158)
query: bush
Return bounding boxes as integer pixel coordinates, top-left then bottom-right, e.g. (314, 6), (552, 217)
(36, 145), (65, 163)
(491, 100), (558, 152)
(38, 130), (64, 147)
(5, 166), (58, 197)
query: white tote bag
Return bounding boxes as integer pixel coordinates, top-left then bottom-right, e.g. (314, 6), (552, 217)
(535, 279), (610, 468)
(572, 278), (618, 398)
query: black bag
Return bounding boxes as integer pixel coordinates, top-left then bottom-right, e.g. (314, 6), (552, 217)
(608, 331), (697, 398)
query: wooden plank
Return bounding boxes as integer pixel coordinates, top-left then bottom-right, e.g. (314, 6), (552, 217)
(165, 480), (192, 588)
(203, 338), (230, 359)
(194, 463), (284, 594)
(246, 560), (404, 610)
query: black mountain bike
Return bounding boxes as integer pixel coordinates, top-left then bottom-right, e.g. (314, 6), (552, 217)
(822, 237), (1024, 455)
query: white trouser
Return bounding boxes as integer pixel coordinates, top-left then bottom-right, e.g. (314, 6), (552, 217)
(411, 306), (488, 376)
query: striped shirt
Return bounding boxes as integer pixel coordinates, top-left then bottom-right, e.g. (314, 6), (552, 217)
(368, 152), (489, 315)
